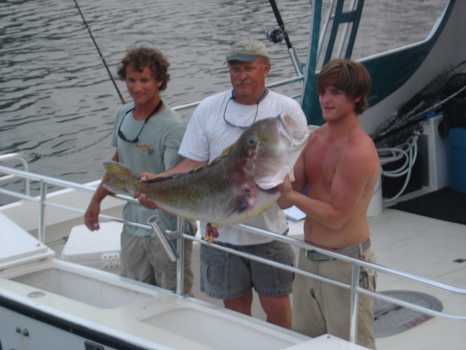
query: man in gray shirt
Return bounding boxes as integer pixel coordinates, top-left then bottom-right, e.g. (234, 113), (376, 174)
(84, 47), (193, 293)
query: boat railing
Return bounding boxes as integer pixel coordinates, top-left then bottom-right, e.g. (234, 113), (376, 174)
(0, 153), (30, 196)
(0, 162), (466, 345)
(172, 75), (304, 112)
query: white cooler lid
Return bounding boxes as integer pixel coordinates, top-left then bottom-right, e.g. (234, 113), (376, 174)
(0, 212), (54, 270)
(61, 221), (122, 258)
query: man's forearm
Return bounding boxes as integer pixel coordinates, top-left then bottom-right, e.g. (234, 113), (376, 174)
(90, 151), (118, 204)
(290, 191), (354, 231)
(91, 182), (111, 204)
(161, 158), (206, 177)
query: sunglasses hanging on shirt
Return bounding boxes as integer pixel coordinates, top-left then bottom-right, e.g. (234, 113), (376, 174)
(223, 89), (269, 129)
(117, 100), (163, 143)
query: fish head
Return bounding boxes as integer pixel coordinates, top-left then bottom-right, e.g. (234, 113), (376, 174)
(234, 130), (259, 159)
(249, 113), (309, 190)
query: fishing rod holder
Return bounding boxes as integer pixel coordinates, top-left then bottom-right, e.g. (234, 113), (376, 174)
(147, 215), (179, 262)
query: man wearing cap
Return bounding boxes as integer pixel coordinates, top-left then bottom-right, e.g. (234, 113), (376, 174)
(137, 39), (307, 328)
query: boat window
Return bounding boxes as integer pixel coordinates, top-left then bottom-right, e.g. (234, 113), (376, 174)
(351, 0), (450, 60)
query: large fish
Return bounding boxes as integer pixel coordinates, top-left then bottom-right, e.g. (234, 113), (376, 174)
(102, 113), (308, 226)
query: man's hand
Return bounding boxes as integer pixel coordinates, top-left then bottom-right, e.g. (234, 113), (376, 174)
(205, 223), (219, 243)
(84, 200), (101, 231)
(278, 175), (294, 196)
(277, 176), (295, 209)
(135, 192), (159, 209)
(140, 171), (162, 182)
(136, 172), (160, 208)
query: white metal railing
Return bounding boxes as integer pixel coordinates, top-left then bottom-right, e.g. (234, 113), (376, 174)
(0, 153), (30, 196)
(172, 75), (304, 112)
(1, 163), (466, 344)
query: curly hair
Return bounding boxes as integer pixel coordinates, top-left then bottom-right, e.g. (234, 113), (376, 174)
(117, 47), (170, 91)
(317, 59), (372, 114)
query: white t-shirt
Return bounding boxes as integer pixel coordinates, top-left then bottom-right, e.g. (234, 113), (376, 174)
(179, 89), (307, 245)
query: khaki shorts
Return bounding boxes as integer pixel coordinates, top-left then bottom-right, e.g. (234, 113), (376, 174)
(293, 242), (376, 349)
(120, 231), (193, 294)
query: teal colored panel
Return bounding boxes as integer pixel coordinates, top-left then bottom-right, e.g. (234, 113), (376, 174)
(306, 45), (431, 125)
(302, 0), (454, 125)
(364, 46), (431, 107)
(302, 0), (322, 125)
(364, 0), (452, 107)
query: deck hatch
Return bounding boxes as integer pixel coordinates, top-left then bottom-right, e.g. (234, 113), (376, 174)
(0, 213), (53, 270)
(374, 290), (443, 337)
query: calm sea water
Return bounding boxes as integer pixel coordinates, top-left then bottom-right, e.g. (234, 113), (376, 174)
(0, 0), (448, 203)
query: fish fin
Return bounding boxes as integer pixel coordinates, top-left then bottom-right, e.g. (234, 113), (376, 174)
(241, 185), (280, 218)
(220, 143), (235, 157)
(234, 184), (257, 213)
(102, 161), (138, 196)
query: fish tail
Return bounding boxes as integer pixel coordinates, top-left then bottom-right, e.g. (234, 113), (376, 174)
(102, 161), (139, 196)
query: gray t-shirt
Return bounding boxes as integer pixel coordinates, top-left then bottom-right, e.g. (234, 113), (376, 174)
(112, 102), (186, 236)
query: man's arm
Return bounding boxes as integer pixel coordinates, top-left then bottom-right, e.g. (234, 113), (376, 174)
(277, 150), (307, 209)
(279, 147), (376, 230)
(137, 157), (207, 208)
(84, 151), (118, 230)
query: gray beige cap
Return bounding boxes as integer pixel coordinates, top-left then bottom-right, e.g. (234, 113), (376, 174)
(226, 39), (270, 63)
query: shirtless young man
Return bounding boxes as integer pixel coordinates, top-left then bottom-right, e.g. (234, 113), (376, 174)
(278, 59), (379, 348)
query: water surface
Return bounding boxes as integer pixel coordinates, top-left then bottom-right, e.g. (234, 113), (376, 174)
(0, 0), (448, 203)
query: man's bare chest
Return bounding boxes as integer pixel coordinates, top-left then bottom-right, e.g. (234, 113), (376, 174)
(305, 142), (345, 187)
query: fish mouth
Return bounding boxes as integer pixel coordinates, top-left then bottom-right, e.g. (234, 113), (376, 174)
(255, 183), (279, 192)
(252, 114), (309, 190)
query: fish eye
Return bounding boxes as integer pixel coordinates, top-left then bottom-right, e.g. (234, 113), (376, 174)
(247, 137), (257, 146)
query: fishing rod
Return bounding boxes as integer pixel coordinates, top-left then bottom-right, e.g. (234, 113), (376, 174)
(373, 60), (466, 144)
(266, 0), (303, 75)
(373, 83), (466, 144)
(72, 0), (126, 104)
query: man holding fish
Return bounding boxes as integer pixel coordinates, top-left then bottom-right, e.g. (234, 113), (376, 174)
(135, 39), (308, 328)
(278, 59), (378, 348)
(84, 47), (194, 293)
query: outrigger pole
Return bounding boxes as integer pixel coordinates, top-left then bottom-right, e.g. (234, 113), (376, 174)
(71, 0), (126, 104)
(267, 0), (303, 75)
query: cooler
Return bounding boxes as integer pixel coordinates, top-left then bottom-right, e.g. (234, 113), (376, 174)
(61, 221), (122, 272)
(447, 128), (466, 193)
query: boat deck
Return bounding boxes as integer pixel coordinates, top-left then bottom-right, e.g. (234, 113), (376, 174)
(369, 209), (466, 350)
(1, 197), (465, 349)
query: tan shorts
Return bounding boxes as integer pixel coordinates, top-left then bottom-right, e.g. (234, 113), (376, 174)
(120, 231), (193, 294)
(292, 242), (376, 349)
